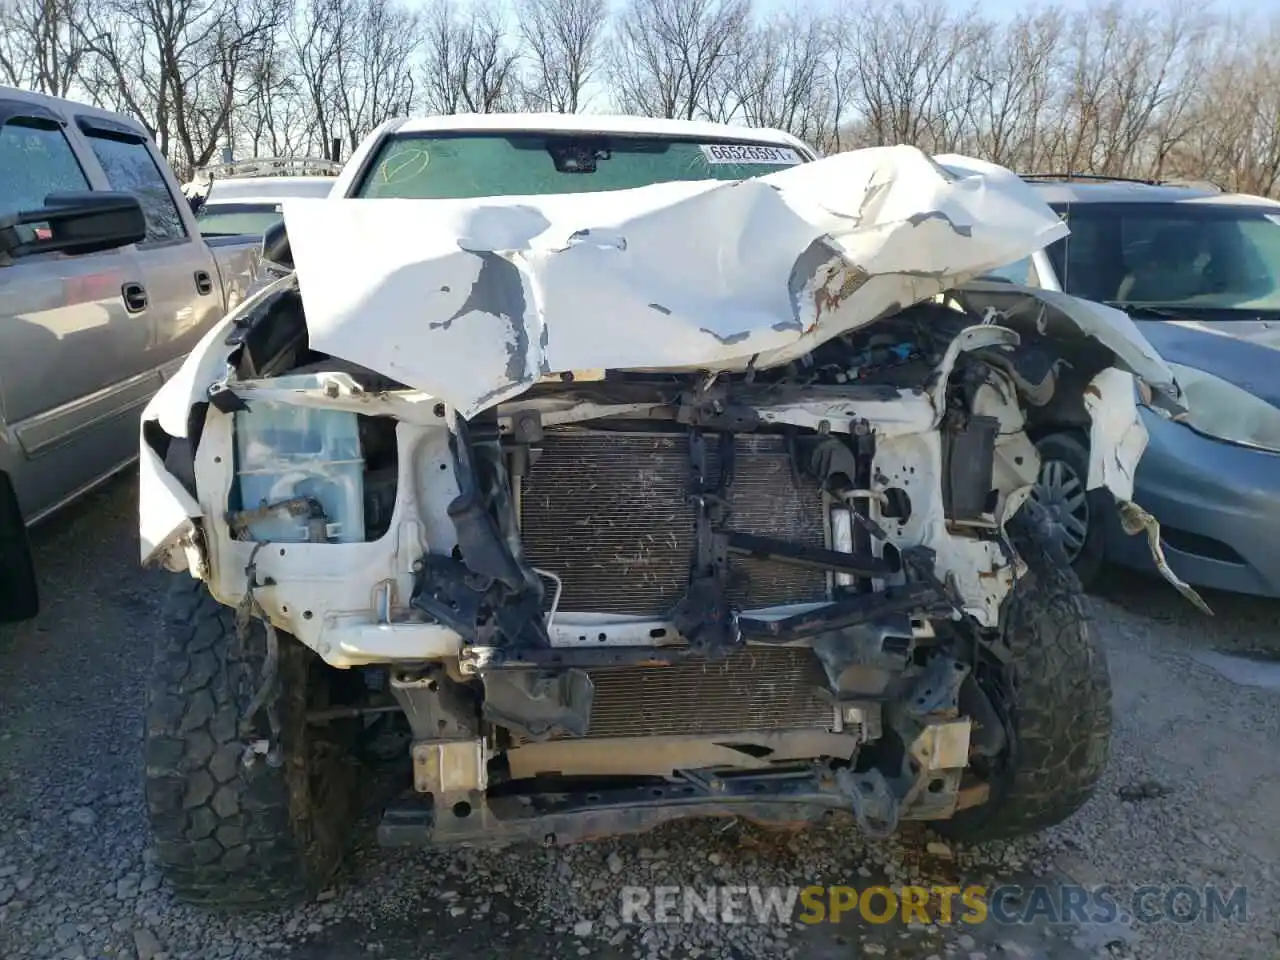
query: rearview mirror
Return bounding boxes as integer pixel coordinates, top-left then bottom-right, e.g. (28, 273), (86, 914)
(0, 192), (146, 259)
(261, 218), (293, 272)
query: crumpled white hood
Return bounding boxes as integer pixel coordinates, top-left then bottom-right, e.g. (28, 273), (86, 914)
(282, 146), (1069, 418)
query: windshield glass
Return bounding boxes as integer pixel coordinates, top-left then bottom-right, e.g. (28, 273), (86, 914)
(353, 133), (807, 199)
(195, 203), (283, 236)
(1051, 202), (1280, 312)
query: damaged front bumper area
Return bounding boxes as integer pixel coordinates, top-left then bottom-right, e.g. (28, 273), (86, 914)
(138, 146), (1197, 847)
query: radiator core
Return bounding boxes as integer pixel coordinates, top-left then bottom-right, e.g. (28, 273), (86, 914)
(518, 429), (829, 616)
(510, 645), (838, 743)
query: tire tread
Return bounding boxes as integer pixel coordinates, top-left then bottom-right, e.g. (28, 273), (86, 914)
(940, 504), (1113, 841)
(144, 576), (352, 908)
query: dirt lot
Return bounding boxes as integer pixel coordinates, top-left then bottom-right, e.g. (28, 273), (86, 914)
(1, 473), (1278, 960)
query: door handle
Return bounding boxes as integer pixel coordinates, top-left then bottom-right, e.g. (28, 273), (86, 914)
(121, 281), (148, 313)
(194, 270), (213, 296)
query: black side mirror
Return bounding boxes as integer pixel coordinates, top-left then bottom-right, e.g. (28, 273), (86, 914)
(261, 218), (293, 272)
(0, 192), (146, 259)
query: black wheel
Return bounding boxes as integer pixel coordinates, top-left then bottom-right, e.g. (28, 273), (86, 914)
(144, 576), (357, 908)
(1030, 431), (1108, 590)
(0, 472), (38, 623)
(938, 501), (1112, 842)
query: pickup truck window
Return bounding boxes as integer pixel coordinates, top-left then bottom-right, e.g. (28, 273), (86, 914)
(195, 202), (283, 237)
(354, 133), (806, 199)
(84, 133), (187, 244)
(0, 120), (90, 218)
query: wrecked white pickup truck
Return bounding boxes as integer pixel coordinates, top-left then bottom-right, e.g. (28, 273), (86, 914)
(136, 116), (1195, 908)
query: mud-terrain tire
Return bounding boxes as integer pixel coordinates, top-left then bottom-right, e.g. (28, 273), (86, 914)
(938, 502), (1112, 842)
(144, 576), (356, 908)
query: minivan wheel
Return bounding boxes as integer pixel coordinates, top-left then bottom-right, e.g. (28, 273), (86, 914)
(1031, 431), (1108, 590)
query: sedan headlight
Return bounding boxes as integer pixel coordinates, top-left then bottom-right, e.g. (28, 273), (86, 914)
(1166, 362), (1280, 453)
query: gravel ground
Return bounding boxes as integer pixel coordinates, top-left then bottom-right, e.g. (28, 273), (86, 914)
(1, 472), (1278, 960)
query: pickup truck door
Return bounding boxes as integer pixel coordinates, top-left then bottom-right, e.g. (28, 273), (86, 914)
(0, 102), (150, 522)
(76, 117), (224, 384)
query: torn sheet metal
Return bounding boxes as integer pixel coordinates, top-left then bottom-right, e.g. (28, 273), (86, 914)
(138, 438), (202, 568)
(1118, 502), (1213, 615)
(1082, 367), (1149, 502)
(282, 145), (1069, 418)
(951, 282), (1184, 416)
(1082, 367), (1210, 614)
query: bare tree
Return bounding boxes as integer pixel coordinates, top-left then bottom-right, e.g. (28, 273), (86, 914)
(420, 0), (467, 114)
(460, 3), (519, 112)
(7, 0), (1280, 200)
(332, 0), (420, 152)
(236, 27), (316, 157)
(708, 7), (833, 145)
(823, 11), (861, 152)
(843, 0), (988, 151)
(1125, 3), (1216, 180)
(1023, 2), (1190, 176)
(1176, 14), (1280, 196)
(611, 0), (749, 120)
(516, 0), (606, 112)
(961, 7), (1064, 170)
(0, 0), (88, 96)
(291, 0), (347, 159)
(74, 0), (286, 174)
(421, 0), (518, 114)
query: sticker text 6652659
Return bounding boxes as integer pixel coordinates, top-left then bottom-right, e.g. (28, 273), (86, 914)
(699, 143), (802, 165)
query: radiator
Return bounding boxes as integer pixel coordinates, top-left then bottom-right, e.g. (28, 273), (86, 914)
(518, 429), (829, 616)
(511, 646), (837, 742)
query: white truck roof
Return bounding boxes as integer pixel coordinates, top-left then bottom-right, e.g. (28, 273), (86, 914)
(204, 176), (337, 206)
(389, 113), (809, 147)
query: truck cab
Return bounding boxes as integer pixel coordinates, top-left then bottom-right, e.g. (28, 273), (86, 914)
(0, 86), (260, 620)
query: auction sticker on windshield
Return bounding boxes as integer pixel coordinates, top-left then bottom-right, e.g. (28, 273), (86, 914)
(700, 144), (802, 165)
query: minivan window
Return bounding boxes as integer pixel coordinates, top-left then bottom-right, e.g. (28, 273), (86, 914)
(1055, 202), (1280, 311)
(0, 120), (89, 218)
(355, 133), (806, 199)
(84, 133), (187, 244)
(982, 255), (1036, 286)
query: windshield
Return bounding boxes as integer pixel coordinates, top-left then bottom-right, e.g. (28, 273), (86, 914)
(1049, 202), (1280, 312)
(195, 203), (283, 236)
(353, 132), (807, 199)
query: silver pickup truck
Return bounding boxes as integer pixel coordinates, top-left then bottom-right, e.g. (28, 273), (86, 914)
(0, 86), (260, 621)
